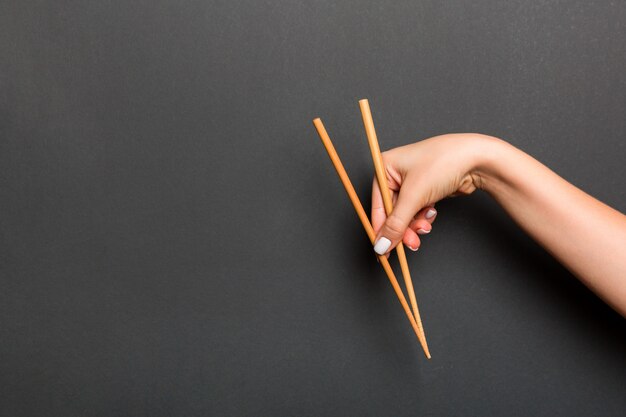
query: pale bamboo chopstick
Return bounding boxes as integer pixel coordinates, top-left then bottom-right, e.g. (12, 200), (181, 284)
(358, 98), (429, 354)
(312, 117), (431, 359)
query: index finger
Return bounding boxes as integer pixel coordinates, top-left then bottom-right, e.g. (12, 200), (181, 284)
(371, 177), (387, 234)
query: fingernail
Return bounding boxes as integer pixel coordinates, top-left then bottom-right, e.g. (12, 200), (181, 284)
(373, 237), (391, 255)
(425, 209), (437, 219)
(417, 228), (431, 235)
(409, 245), (419, 251)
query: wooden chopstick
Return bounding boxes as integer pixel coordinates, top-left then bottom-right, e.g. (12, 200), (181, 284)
(313, 117), (431, 359)
(358, 98), (429, 355)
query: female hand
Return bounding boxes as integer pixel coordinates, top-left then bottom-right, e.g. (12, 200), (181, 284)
(371, 133), (501, 254)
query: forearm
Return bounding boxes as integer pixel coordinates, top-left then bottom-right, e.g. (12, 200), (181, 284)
(473, 137), (626, 316)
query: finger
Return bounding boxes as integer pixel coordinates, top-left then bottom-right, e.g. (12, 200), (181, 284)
(409, 218), (432, 235)
(403, 228), (421, 251)
(423, 206), (437, 222)
(414, 205), (437, 223)
(409, 206), (437, 234)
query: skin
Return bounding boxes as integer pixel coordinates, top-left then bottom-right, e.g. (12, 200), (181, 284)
(371, 134), (626, 317)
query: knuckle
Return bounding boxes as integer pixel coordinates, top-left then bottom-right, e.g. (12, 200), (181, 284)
(384, 214), (407, 237)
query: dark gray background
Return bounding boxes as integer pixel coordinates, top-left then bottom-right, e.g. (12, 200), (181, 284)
(1, 1), (625, 416)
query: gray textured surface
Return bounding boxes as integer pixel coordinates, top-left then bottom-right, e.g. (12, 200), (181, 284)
(1, 1), (625, 416)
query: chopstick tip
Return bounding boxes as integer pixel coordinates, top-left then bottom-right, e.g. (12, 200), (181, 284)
(423, 344), (432, 359)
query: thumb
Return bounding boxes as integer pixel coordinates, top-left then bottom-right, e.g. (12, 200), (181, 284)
(373, 185), (424, 255)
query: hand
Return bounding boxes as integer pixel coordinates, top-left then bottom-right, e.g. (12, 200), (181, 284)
(371, 133), (501, 254)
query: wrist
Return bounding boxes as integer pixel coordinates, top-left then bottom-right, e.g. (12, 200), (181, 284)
(467, 134), (519, 194)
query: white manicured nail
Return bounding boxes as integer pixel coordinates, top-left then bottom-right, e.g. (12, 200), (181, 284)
(374, 237), (391, 255)
(417, 228), (430, 234)
(425, 209), (437, 219)
(409, 245), (419, 252)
